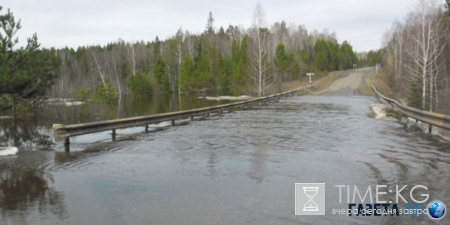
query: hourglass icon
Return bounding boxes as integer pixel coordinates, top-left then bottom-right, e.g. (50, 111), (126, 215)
(303, 187), (319, 211)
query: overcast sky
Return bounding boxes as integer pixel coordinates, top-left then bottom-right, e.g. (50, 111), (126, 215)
(1, 0), (435, 52)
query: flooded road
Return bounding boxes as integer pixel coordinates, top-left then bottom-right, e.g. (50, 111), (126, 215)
(1, 93), (449, 224)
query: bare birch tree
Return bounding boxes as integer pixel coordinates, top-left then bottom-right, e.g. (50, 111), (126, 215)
(91, 51), (107, 88)
(249, 3), (272, 96)
(127, 42), (136, 75)
(403, 0), (445, 111)
(383, 21), (405, 85)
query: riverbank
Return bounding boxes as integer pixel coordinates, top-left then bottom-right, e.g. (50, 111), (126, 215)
(363, 68), (395, 97)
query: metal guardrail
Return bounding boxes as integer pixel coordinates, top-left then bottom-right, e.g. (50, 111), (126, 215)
(53, 84), (315, 146)
(372, 85), (450, 133)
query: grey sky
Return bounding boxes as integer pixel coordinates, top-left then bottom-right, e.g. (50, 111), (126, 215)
(2, 0), (424, 52)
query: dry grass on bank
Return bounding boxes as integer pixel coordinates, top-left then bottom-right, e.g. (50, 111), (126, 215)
(311, 71), (345, 92)
(264, 79), (311, 95)
(363, 69), (395, 98)
(266, 71), (346, 95)
(263, 70), (359, 96)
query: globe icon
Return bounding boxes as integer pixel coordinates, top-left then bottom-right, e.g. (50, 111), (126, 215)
(428, 201), (446, 219)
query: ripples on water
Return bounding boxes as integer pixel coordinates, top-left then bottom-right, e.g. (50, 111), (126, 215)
(1, 95), (449, 225)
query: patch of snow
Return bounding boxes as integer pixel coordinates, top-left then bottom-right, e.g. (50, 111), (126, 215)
(63, 101), (84, 106)
(0, 147), (18, 156)
(47, 98), (84, 106)
(47, 98), (74, 102)
(202, 95), (253, 101)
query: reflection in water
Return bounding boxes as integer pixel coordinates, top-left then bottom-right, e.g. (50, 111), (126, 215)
(0, 93), (228, 224)
(1, 94), (450, 225)
(0, 164), (67, 224)
(0, 92), (231, 151)
(0, 121), (53, 151)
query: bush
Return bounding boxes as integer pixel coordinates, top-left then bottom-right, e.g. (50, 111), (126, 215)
(92, 78), (118, 105)
(127, 71), (154, 99)
(75, 88), (93, 101)
(407, 79), (423, 110)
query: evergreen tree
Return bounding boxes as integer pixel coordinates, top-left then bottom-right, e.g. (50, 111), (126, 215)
(339, 41), (358, 70)
(230, 36), (249, 95)
(127, 71), (153, 99)
(206, 12), (215, 34)
(408, 77), (424, 110)
(0, 7), (57, 124)
(274, 43), (294, 92)
(314, 39), (329, 71)
(153, 58), (170, 93)
(326, 41), (340, 71)
(205, 43), (221, 92)
(179, 56), (195, 91)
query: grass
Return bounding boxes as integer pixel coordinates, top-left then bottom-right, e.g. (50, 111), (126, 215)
(266, 68), (386, 96)
(265, 78), (313, 95)
(311, 71), (345, 92)
(363, 68), (395, 98)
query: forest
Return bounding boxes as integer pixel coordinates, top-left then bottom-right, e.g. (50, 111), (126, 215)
(380, 0), (450, 114)
(0, 3), (362, 124)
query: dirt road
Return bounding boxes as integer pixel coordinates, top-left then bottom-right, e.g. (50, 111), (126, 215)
(317, 67), (375, 95)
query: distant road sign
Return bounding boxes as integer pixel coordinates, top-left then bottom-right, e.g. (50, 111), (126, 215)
(376, 63), (382, 74)
(306, 73), (314, 83)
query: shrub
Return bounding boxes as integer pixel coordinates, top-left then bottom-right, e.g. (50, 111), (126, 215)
(127, 71), (154, 99)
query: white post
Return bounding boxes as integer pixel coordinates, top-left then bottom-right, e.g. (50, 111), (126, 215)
(376, 63), (381, 74)
(306, 73), (314, 83)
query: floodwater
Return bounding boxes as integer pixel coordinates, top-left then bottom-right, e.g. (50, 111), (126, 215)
(0, 94), (449, 225)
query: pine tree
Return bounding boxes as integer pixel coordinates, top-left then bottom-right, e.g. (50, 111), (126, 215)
(314, 40), (329, 71)
(179, 56), (195, 91)
(0, 7), (57, 124)
(274, 44), (294, 92)
(153, 58), (170, 93)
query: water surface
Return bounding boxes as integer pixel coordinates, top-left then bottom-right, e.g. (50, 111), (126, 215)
(0, 94), (449, 225)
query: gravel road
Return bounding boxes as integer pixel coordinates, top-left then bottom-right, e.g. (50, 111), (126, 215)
(317, 67), (375, 95)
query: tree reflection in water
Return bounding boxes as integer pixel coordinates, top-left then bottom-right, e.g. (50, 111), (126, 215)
(0, 118), (66, 223)
(0, 120), (53, 151)
(0, 164), (68, 224)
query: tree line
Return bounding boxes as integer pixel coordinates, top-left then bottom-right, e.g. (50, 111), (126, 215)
(0, 4), (360, 122)
(52, 4), (359, 99)
(381, 0), (450, 113)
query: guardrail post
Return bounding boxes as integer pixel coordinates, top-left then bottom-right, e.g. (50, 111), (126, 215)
(429, 125), (432, 134)
(64, 137), (70, 147)
(172, 119), (175, 126)
(191, 116), (194, 121)
(145, 124), (149, 132)
(112, 129), (116, 141)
